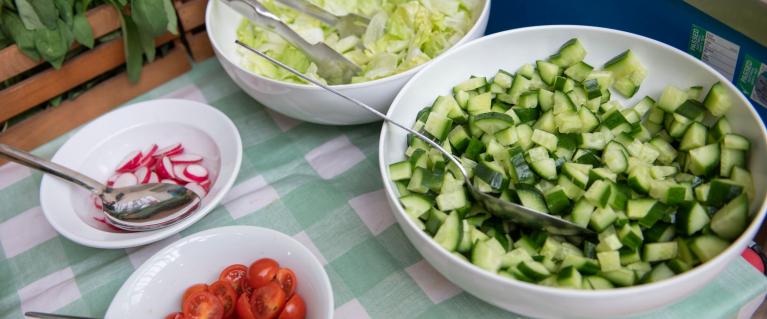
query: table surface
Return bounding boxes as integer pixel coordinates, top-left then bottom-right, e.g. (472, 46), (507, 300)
(2, 2), (767, 318)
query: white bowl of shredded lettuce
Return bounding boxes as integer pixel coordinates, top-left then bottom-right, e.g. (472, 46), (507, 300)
(206, 0), (490, 125)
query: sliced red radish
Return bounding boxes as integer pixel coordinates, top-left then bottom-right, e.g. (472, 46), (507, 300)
(173, 164), (194, 183)
(135, 166), (151, 184)
(141, 156), (158, 169)
(107, 174), (120, 187)
(183, 164), (209, 183)
(115, 150), (142, 172)
(136, 144), (159, 168)
(112, 173), (138, 188)
(185, 182), (207, 197)
(200, 179), (212, 191)
(93, 216), (124, 232)
(92, 195), (103, 210)
(155, 143), (183, 157)
(161, 179), (179, 185)
(155, 157), (176, 179)
(169, 153), (203, 164)
(147, 172), (159, 184)
(142, 144), (158, 158)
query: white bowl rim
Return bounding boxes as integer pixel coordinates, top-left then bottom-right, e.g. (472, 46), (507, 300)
(379, 24), (767, 297)
(204, 0), (491, 90)
(39, 98), (243, 249)
(105, 225), (334, 318)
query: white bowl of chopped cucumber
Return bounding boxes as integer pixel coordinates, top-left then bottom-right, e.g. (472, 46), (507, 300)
(379, 25), (767, 318)
(205, 0), (490, 125)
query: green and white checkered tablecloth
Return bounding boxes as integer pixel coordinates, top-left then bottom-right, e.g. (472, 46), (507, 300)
(1, 60), (766, 319)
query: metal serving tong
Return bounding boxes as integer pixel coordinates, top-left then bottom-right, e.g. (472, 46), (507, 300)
(221, 0), (362, 84)
(274, 0), (370, 38)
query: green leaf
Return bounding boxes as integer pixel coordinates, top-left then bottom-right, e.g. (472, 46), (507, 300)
(72, 13), (92, 48)
(30, 0), (59, 29)
(120, 14), (143, 82)
(49, 95), (63, 106)
(138, 31), (155, 62)
(57, 18), (71, 46)
(1, 11), (40, 59)
(54, 0), (73, 24)
(34, 23), (68, 68)
(131, 0), (167, 37)
(15, 0), (45, 30)
(74, 0), (86, 13)
(162, 0), (177, 35)
(0, 28), (12, 48)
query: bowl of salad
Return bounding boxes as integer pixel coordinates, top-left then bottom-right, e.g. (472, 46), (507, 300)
(205, 0), (490, 125)
(379, 25), (767, 318)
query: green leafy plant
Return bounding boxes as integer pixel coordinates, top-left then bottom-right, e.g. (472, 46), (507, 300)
(0, 0), (178, 82)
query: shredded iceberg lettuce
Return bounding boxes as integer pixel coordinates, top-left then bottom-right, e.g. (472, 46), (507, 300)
(235, 0), (479, 85)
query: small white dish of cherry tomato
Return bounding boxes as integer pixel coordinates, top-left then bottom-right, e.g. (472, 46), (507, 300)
(105, 226), (333, 319)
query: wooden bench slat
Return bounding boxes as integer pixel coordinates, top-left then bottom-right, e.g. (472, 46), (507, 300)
(0, 33), (177, 123)
(0, 46), (191, 157)
(188, 31), (215, 62)
(176, 0), (209, 31)
(0, 5), (122, 83)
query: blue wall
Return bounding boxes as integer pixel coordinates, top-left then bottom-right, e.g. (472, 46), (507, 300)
(483, 0), (767, 120)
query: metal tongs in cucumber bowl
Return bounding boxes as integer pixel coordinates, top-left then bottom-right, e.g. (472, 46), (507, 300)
(221, 0), (361, 84)
(235, 41), (597, 238)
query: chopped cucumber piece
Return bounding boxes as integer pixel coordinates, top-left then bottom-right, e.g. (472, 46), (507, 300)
(392, 38), (753, 290)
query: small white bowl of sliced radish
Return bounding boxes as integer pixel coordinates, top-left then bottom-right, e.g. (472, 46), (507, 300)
(40, 99), (242, 248)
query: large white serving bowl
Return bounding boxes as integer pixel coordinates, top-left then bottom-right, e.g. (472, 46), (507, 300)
(106, 226), (333, 319)
(205, 0), (490, 125)
(40, 99), (242, 249)
(379, 26), (767, 318)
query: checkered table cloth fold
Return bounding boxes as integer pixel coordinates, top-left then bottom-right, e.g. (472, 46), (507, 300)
(0, 60), (765, 319)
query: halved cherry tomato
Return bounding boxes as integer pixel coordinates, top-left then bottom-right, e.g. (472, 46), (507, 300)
(165, 312), (185, 319)
(182, 291), (224, 319)
(250, 281), (286, 319)
(248, 258), (279, 289)
(209, 280), (237, 318)
(236, 293), (256, 319)
(277, 294), (306, 319)
(274, 268), (297, 298)
(219, 264), (249, 295)
(182, 284), (210, 305)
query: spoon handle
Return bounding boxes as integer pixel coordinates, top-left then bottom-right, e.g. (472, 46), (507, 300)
(25, 311), (98, 319)
(0, 144), (106, 194)
(234, 40), (470, 181)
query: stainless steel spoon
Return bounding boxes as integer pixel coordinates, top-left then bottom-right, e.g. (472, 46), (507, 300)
(222, 0), (361, 84)
(236, 40), (596, 237)
(25, 311), (97, 319)
(273, 0), (370, 38)
(0, 144), (201, 232)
